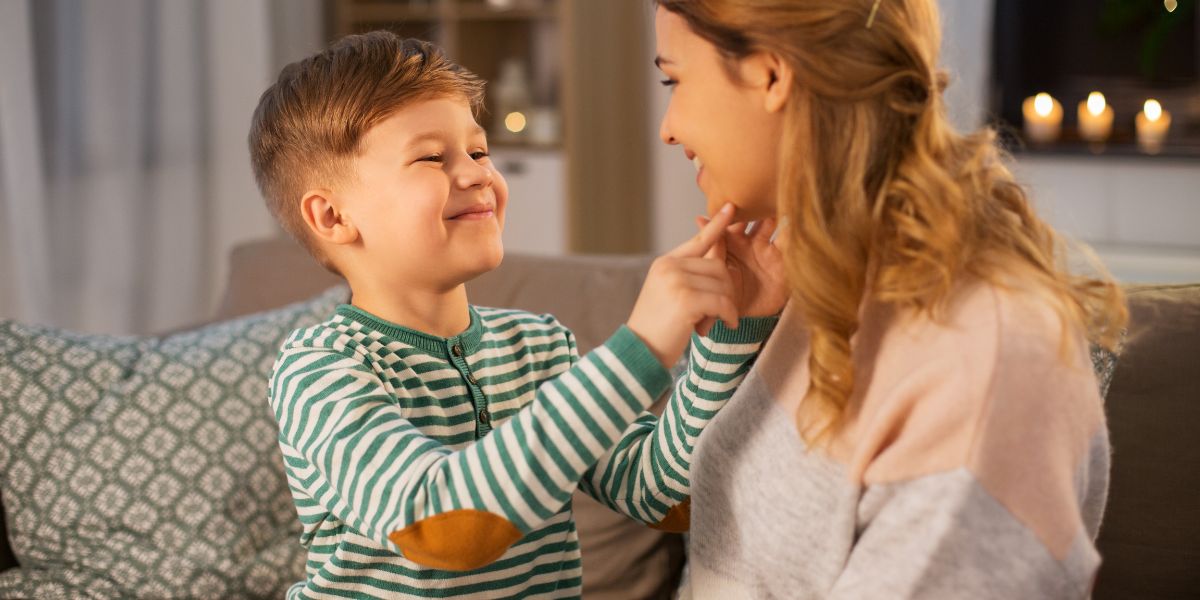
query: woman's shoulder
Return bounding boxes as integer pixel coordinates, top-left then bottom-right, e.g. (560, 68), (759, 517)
(870, 278), (1093, 391)
(846, 279), (1108, 561)
(843, 278), (1106, 486)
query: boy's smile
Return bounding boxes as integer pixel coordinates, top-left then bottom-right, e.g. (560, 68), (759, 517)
(446, 201), (496, 221)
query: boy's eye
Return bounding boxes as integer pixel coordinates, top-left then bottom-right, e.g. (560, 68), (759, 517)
(470, 151), (490, 161)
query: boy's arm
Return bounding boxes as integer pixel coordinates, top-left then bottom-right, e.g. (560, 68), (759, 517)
(270, 326), (671, 572)
(576, 315), (777, 531)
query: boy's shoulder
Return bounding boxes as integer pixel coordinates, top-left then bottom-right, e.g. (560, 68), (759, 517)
(277, 311), (374, 359)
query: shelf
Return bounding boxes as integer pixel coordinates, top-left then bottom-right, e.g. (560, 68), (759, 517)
(1010, 143), (1200, 160)
(996, 127), (1200, 161)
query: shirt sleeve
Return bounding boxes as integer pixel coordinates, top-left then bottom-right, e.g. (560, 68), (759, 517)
(576, 316), (778, 531)
(269, 325), (671, 571)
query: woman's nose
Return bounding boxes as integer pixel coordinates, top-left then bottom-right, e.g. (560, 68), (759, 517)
(659, 115), (677, 145)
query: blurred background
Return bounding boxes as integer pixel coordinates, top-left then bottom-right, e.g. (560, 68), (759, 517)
(1, 0), (1197, 335)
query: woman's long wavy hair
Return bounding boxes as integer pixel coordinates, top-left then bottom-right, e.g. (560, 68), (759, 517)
(657, 0), (1127, 446)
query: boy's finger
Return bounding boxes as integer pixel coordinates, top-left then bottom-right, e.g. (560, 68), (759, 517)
(669, 203), (735, 258)
(704, 229), (726, 262)
(674, 257), (736, 287)
(753, 218), (777, 244)
(680, 269), (736, 298)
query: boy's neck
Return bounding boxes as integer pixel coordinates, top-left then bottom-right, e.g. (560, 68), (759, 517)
(349, 282), (471, 339)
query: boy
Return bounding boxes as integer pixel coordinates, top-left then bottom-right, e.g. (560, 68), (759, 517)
(250, 32), (783, 599)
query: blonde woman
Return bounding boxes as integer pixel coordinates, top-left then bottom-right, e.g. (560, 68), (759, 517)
(653, 0), (1127, 597)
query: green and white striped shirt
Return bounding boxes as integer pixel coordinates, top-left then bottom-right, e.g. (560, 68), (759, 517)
(269, 304), (775, 599)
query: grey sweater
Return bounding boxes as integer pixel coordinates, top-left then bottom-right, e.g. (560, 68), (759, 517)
(680, 282), (1109, 599)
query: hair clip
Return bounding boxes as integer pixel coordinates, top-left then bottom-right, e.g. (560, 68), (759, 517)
(866, 0), (883, 29)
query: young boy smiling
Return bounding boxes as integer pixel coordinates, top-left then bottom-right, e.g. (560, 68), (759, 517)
(250, 32), (783, 599)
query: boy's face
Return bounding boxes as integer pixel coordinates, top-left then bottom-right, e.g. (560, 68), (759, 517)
(339, 96), (508, 289)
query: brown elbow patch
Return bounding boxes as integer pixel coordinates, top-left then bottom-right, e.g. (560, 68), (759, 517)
(388, 509), (522, 571)
(648, 498), (690, 533)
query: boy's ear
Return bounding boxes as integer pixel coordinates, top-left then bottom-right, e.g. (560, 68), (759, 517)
(740, 51), (793, 114)
(299, 189), (358, 246)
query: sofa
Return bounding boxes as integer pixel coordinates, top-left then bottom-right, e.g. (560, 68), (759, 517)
(0, 236), (1196, 599)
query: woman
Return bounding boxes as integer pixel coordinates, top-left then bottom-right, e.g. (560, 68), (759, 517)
(653, 0), (1127, 597)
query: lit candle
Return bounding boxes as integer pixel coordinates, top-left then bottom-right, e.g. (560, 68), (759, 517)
(1077, 92), (1114, 143)
(1022, 93), (1063, 144)
(1136, 99), (1171, 153)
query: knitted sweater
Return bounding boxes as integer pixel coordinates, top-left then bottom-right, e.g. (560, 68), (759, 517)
(268, 304), (776, 599)
(681, 281), (1109, 599)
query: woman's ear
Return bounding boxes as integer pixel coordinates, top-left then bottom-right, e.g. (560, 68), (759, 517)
(762, 53), (793, 114)
(300, 189), (358, 246)
(740, 51), (793, 114)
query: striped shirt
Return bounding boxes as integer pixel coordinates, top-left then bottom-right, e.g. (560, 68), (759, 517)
(269, 304), (776, 599)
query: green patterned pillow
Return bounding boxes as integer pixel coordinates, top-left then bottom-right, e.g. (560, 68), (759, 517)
(0, 285), (348, 599)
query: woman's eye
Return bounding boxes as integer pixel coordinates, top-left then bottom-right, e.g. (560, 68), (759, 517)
(659, 78), (678, 88)
(418, 154), (443, 163)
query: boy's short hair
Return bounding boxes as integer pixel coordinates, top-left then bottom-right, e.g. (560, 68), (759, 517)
(249, 31), (485, 273)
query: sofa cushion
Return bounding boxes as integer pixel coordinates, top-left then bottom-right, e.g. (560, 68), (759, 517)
(0, 285), (347, 599)
(1094, 284), (1200, 599)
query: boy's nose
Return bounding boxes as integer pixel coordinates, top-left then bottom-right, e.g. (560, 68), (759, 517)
(453, 156), (493, 189)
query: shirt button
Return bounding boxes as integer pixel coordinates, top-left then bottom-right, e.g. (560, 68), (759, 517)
(452, 344), (463, 357)
(478, 409), (491, 425)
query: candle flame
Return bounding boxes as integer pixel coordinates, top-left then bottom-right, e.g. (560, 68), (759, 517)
(1144, 100), (1163, 122)
(1034, 93), (1054, 118)
(1165, 0), (1178, 13)
(1087, 92), (1106, 117)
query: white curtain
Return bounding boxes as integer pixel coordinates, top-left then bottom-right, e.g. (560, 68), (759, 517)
(0, 0), (323, 335)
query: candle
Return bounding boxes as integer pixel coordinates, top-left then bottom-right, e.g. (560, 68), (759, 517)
(1136, 99), (1171, 153)
(1023, 93), (1063, 144)
(1077, 92), (1114, 143)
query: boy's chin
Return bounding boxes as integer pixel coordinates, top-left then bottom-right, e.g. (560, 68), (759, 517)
(461, 245), (504, 280)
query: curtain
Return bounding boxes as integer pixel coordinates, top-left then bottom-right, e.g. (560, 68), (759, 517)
(0, 0), (313, 335)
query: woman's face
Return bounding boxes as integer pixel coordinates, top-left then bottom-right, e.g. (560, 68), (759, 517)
(655, 6), (784, 220)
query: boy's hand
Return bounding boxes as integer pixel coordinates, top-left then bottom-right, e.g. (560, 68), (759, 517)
(696, 216), (787, 320)
(627, 204), (739, 368)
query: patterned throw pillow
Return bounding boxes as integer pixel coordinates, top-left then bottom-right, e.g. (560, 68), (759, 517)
(0, 285), (348, 599)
